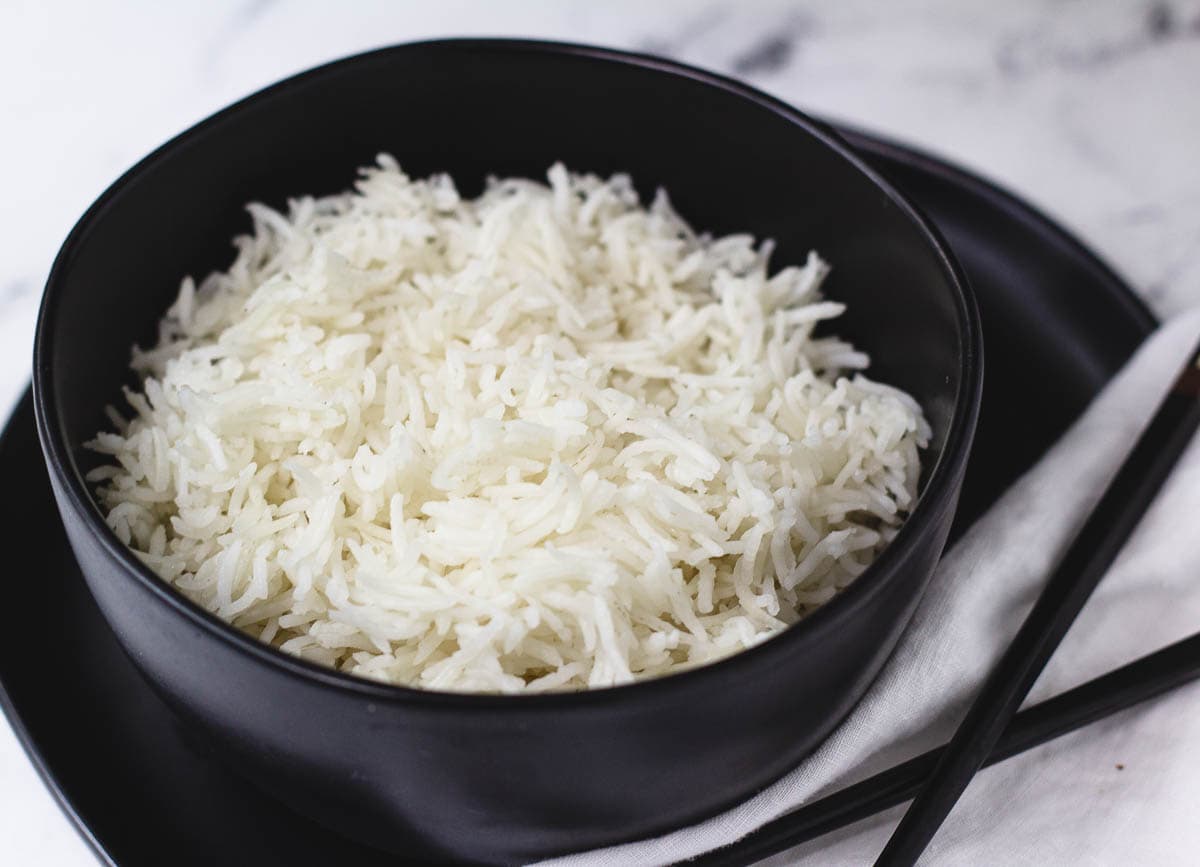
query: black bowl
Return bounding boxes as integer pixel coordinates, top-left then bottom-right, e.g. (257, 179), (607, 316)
(33, 40), (981, 863)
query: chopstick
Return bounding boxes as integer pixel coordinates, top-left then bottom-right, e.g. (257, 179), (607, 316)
(685, 629), (1200, 866)
(874, 334), (1200, 866)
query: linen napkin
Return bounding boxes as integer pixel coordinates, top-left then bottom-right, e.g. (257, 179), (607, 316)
(545, 309), (1200, 867)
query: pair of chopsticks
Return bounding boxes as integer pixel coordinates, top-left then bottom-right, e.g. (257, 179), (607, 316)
(689, 630), (1200, 866)
(690, 332), (1200, 867)
(875, 333), (1200, 865)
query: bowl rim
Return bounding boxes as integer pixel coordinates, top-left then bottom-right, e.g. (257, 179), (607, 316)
(33, 37), (983, 710)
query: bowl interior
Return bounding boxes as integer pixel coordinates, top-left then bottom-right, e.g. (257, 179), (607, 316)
(41, 39), (968, 609)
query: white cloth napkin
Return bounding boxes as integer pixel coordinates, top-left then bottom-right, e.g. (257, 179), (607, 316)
(545, 309), (1200, 867)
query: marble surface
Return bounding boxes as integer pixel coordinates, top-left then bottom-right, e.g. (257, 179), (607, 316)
(1, 1), (1198, 863)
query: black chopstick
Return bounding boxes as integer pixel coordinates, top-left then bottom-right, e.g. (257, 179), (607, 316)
(685, 629), (1200, 866)
(875, 334), (1200, 866)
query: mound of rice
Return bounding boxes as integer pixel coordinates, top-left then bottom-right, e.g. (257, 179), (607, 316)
(88, 158), (929, 693)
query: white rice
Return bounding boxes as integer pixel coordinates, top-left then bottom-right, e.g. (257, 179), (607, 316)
(87, 158), (930, 693)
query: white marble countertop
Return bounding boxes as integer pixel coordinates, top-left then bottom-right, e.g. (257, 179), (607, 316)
(1, 1), (1198, 864)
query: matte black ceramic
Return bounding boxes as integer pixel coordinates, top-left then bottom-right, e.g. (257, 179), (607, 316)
(3, 129), (1152, 867)
(32, 41), (981, 863)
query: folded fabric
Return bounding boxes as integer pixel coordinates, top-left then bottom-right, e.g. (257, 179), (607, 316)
(544, 309), (1200, 867)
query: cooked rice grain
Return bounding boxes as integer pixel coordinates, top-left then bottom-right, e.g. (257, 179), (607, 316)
(88, 159), (929, 692)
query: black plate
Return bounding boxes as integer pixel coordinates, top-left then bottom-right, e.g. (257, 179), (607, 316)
(0, 128), (1155, 867)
